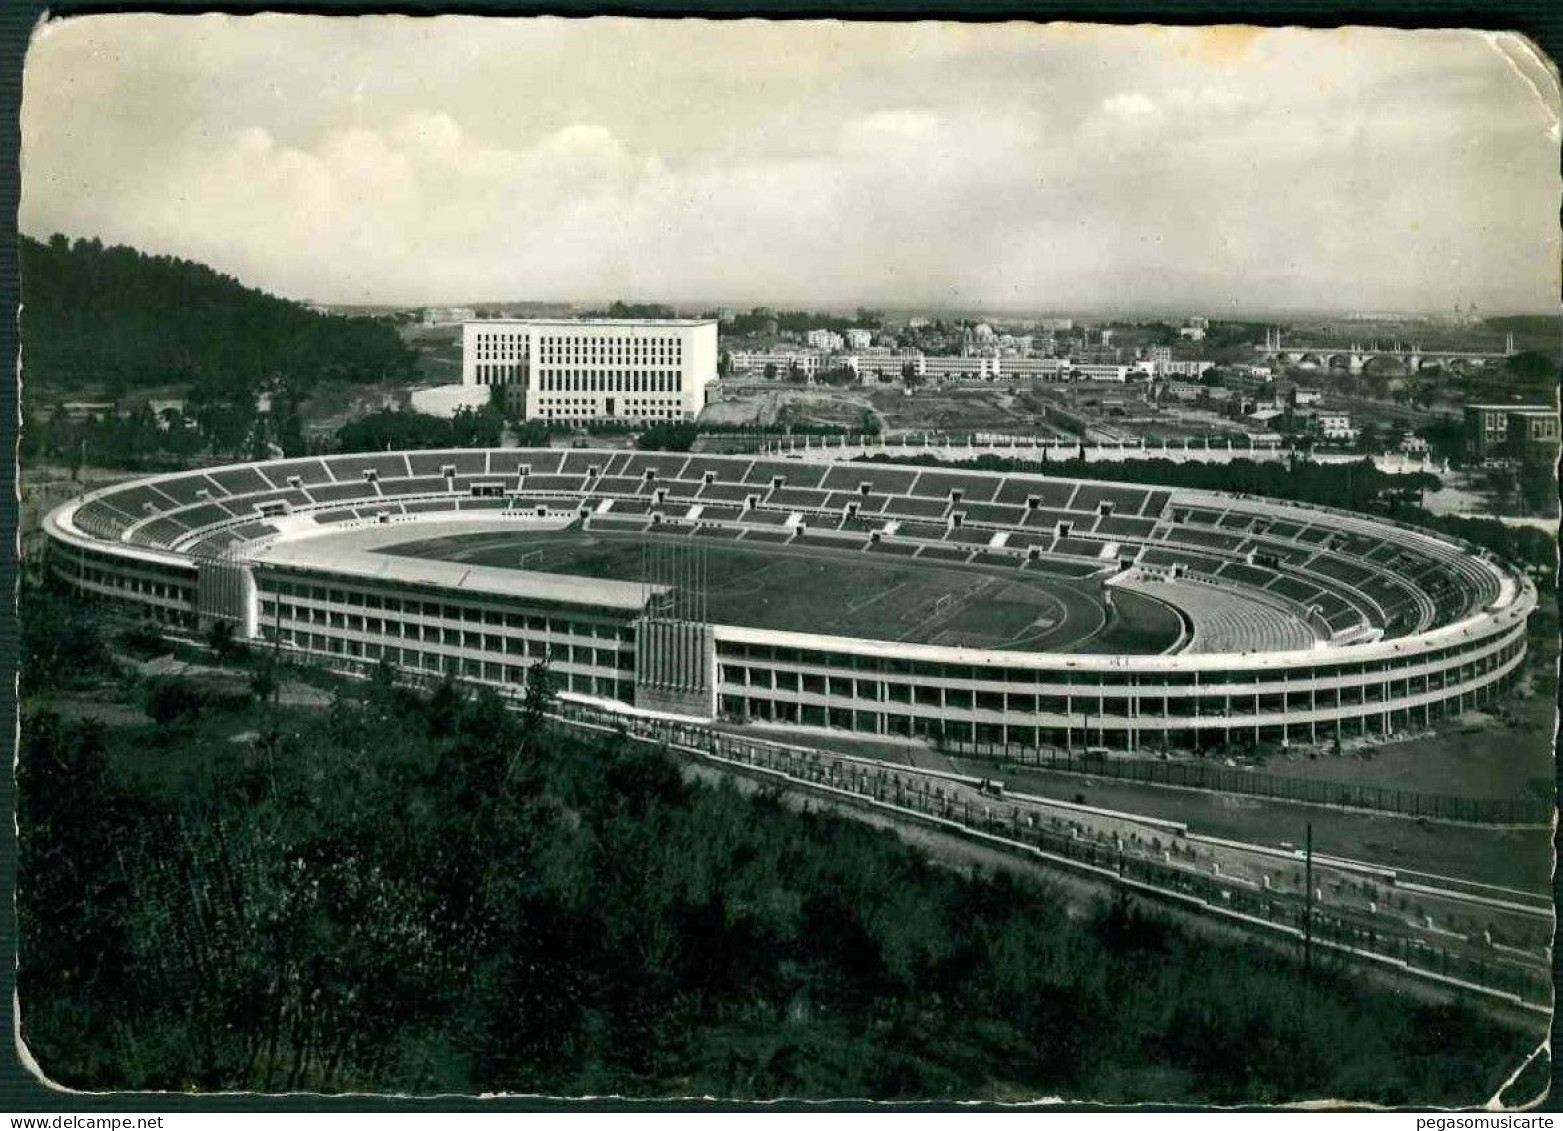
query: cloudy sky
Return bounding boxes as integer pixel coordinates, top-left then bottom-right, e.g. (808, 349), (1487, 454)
(20, 15), (1562, 313)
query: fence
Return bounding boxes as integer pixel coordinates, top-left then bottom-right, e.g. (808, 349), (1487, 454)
(937, 740), (1553, 826)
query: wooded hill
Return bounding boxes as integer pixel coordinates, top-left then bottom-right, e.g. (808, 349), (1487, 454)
(20, 233), (416, 405)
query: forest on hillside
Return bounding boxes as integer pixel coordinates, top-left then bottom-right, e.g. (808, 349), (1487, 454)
(16, 584), (1534, 1103)
(21, 233), (416, 400)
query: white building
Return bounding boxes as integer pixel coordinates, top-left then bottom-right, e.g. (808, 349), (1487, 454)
(845, 328), (873, 350)
(922, 355), (1001, 380)
(806, 328), (845, 352)
(1156, 359), (1213, 379)
(1315, 411), (1358, 442)
(1072, 363), (1131, 382)
(998, 357), (1070, 380)
(729, 349), (824, 377)
(423, 305), (477, 326)
(462, 318), (718, 424)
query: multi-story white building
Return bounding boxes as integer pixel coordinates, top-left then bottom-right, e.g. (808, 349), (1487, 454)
(998, 357), (1070, 380)
(1157, 359), (1213, 379)
(462, 319), (718, 424)
(844, 328), (873, 350)
(922, 355), (1001, 380)
(806, 328), (845, 352)
(1072, 363), (1131, 382)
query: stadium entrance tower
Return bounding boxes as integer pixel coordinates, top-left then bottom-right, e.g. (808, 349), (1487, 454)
(632, 539), (716, 718)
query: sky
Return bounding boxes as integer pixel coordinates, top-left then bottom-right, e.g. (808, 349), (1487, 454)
(19, 15), (1563, 314)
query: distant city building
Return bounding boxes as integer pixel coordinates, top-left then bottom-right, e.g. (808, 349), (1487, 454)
(462, 318), (718, 423)
(922, 355), (1001, 380)
(806, 328), (845, 352)
(1146, 345), (1173, 364)
(1072, 363), (1131, 383)
(1071, 343), (1123, 365)
(1156, 359), (1213, 379)
(730, 349), (824, 377)
(998, 357), (1070, 380)
(1465, 403), (1560, 462)
(1315, 411), (1358, 442)
(844, 328), (873, 350)
(1179, 316), (1209, 342)
(1038, 317), (1074, 332)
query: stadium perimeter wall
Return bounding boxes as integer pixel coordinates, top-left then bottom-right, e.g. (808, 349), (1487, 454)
(41, 449), (1535, 753)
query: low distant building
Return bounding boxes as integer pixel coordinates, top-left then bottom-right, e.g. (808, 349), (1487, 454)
(1288, 387), (1322, 407)
(1178, 317), (1209, 343)
(844, 328), (873, 350)
(1315, 411), (1357, 443)
(423, 306), (476, 326)
(998, 357), (1070, 380)
(806, 328), (845, 352)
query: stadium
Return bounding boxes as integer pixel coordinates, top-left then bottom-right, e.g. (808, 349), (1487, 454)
(44, 448), (1535, 753)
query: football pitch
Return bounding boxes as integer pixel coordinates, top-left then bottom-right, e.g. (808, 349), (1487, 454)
(382, 528), (1185, 655)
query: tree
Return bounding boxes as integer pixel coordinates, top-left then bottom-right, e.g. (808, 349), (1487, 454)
(520, 658), (557, 745)
(206, 618), (240, 662)
(1353, 422), (1384, 454)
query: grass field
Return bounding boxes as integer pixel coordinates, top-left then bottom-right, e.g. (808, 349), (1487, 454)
(382, 528), (1185, 655)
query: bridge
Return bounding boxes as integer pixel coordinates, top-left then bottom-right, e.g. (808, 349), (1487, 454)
(1257, 328), (1515, 373)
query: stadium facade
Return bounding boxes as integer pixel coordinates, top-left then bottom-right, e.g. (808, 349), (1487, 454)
(45, 449), (1534, 753)
(461, 318), (718, 424)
